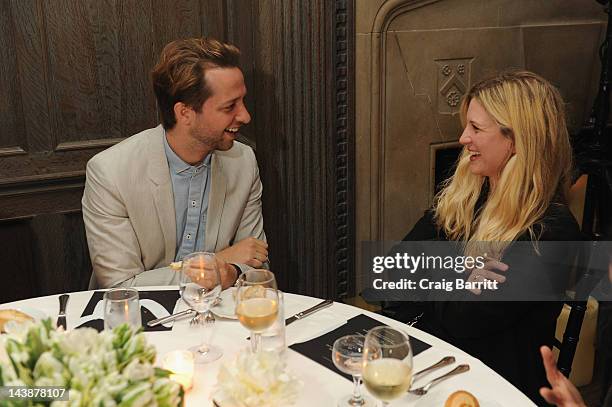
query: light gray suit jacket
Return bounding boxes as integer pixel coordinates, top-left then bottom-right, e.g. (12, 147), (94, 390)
(82, 125), (266, 288)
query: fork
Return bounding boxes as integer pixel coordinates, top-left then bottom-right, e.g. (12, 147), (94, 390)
(409, 364), (470, 395)
(190, 310), (215, 326)
(189, 296), (221, 326)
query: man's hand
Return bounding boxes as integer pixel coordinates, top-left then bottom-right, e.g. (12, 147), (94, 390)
(216, 237), (269, 268)
(539, 346), (586, 407)
(216, 258), (238, 289)
(178, 256), (237, 290)
(467, 259), (508, 295)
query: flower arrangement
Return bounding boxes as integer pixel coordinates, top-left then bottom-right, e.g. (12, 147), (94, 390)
(213, 351), (302, 406)
(0, 319), (182, 406)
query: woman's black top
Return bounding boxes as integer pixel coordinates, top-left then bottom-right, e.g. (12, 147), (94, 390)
(402, 204), (583, 406)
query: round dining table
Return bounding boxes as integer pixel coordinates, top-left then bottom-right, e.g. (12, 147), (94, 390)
(1, 287), (535, 406)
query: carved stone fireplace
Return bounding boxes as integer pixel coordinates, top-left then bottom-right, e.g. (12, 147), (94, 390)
(355, 0), (607, 291)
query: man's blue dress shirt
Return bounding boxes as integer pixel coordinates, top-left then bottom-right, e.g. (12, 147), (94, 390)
(163, 134), (212, 261)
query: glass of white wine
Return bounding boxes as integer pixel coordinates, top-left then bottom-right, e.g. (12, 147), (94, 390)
(362, 326), (413, 406)
(235, 269), (278, 353)
(332, 335), (374, 406)
(180, 252), (223, 363)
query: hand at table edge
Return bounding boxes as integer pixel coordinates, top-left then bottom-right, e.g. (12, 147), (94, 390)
(539, 346), (587, 407)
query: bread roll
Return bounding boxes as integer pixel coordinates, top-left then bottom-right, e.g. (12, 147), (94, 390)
(445, 390), (480, 407)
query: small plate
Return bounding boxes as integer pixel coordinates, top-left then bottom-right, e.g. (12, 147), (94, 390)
(0, 306), (47, 321)
(211, 288), (237, 319)
(0, 306), (48, 333)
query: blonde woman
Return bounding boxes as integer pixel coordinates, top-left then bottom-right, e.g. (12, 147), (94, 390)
(403, 71), (583, 406)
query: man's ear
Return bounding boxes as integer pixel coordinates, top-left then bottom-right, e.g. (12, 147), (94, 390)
(173, 102), (194, 126)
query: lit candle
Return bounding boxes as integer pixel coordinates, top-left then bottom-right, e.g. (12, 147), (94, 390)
(162, 350), (194, 390)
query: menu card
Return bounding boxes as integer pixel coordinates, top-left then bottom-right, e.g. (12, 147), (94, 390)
(289, 314), (431, 381)
(76, 290), (180, 332)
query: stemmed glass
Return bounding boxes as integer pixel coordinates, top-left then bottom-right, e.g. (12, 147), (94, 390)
(362, 326), (413, 406)
(332, 335), (374, 406)
(179, 252), (223, 363)
(235, 269), (278, 353)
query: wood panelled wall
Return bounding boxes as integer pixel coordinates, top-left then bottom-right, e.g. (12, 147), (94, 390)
(0, 0), (355, 302)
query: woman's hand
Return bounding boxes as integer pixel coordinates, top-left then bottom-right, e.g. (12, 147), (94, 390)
(466, 259), (508, 294)
(539, 346), (586, 407)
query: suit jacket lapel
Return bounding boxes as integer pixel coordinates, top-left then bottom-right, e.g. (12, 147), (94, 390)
(205, 152), (226, 251)
(147, 126), (176, 262)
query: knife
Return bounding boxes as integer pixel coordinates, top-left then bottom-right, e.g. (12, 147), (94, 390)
(147, 309), (195, 327)
(285, 299), (334, 326)
(57, 294), (69, 330)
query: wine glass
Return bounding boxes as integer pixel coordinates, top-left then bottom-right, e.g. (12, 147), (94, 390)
(179, 252), (223, 363)
(362, 326), (413, 406)
(235, 269), (278, 353)
(332, 335), (374, 406)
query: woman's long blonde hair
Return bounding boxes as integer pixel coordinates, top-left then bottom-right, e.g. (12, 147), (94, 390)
(434, 70), (573, 255)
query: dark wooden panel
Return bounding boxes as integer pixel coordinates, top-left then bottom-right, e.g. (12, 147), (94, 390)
(225, 0), (256, 141)
(10, 0), (53, 152)
(30, 212), (92, 296)
(118, 0), (158, 136)
(201, 0), (227, 40)
(0, 0), (25, 151)
(0, 220), (37, 302)
(0, 147), (107, 182)
(250, 0), (286, 290)
(0, 213), (91, 302)
(0, 180), (84, 220)
(152, 0), (202, 56)
(251, 0), (355, 299)
(83, 0), (122, 140)
(44, 0), (121, 144)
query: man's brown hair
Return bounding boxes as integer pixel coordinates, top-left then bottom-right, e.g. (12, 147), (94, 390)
(151, 37), (241, 130)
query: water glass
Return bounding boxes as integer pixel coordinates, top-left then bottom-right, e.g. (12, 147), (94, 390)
(180, 252), (223, 363)
(103, 288), (141, 330)
(362, 326), (413, 406)
(260, 291), (286, 353)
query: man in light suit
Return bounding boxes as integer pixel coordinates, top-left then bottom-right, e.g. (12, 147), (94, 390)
(82, 38), (268, 288)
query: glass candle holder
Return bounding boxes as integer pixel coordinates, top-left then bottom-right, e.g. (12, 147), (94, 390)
(162, 350), (195, 390)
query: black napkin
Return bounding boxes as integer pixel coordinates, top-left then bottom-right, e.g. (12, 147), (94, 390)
(76, 290), (180, 332)
(289, 314), (431, 381)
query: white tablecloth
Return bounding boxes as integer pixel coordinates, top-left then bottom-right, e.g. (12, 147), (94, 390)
(1, 287), (535, 406)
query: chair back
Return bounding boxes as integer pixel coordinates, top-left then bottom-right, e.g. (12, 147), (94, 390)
(556, 241), (607, 377)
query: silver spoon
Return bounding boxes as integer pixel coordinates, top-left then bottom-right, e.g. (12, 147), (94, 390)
(413, 356), (455, 380)
(409, 364), (470, 395)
